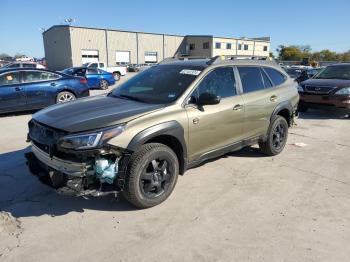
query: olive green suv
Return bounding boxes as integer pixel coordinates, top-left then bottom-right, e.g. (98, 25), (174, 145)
(26, 56), (299, 208)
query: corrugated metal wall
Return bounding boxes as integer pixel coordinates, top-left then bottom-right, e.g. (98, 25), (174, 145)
(43, 27), (72, 70)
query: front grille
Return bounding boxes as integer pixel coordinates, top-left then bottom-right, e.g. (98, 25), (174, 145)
(29, 120), (67, 147)
(304, 85), (334, 94)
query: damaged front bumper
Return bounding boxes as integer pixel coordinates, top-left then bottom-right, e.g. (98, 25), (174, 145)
(26, 142), (130, 197)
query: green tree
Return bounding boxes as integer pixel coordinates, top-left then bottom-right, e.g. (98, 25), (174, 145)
(0, 53), (10, 59)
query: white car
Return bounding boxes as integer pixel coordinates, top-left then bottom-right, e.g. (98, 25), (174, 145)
(82, 62), (127, 81)
(2, 62), (46, 69)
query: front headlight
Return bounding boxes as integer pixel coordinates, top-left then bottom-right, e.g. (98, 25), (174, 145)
(335, 87), (350, 95)
(58, 125), (125, 150)
(297, 84), (304, 92)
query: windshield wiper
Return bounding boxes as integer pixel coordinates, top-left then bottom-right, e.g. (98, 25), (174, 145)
(114, 94), (147, 103)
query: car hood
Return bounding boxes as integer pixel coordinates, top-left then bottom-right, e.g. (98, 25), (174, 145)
(33, 95), (164, 133)
(302, 78), (350, 88)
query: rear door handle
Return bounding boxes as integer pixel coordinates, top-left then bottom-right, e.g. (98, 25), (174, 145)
(270, 95), (278, 102)
(50, 82), (57, 86)
(14, 87), (23, 91)
(233, 104), (243, 111)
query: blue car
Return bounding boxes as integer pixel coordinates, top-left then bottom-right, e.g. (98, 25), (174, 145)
(62, 67), (115, 90)
(0, 68), (90, 114)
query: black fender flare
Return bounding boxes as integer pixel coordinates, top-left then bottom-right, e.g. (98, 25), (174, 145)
(127, 121), (187, 172)
(270, 100), (293, 124)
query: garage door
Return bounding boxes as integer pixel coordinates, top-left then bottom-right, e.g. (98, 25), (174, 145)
(81, 50), (99, 64)
(116, 51), (130, 65)
(145, 52), (158, 63)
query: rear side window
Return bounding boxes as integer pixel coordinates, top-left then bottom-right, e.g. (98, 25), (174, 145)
(238, 67), (265, 93)
(264, 67), (286, 86)
(23, 71), (59, 83)
(0, 72), (20, 86)
(195, 67), (236, 99)
(23, 63), (36, 68)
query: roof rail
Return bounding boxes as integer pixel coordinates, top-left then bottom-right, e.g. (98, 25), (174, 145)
(207, 55), (271, 65)
(159, 55), (209, 64)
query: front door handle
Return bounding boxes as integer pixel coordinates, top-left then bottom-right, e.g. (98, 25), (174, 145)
(270, 95), (278, 102)
(50, 82), (57, 86)
(233, 104), (243, 111)
(14, 87), (23, 91)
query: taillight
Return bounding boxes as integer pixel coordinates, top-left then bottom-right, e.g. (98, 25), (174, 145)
(79, 78), (88, 84)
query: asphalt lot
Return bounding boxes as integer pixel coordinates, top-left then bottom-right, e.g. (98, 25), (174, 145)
(1, 73), (350, 262)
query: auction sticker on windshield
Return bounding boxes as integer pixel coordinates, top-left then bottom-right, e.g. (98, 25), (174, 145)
(179, 69), (201, 76)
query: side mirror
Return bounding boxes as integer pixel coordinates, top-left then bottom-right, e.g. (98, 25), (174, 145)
(197, 92), (221, 106)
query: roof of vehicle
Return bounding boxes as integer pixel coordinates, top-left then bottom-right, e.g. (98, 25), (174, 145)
(327, 63), (350, 67)
(0, 68), (65, 75)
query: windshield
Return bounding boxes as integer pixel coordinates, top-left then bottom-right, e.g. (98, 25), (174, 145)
(111, 65), (203, 104)
(314, 65), (350, 80)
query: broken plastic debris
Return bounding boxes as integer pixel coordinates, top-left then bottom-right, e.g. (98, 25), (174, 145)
(95, 158), (119, 184)
(291, 142), (308, 147)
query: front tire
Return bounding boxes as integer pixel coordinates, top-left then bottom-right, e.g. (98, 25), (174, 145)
(99, 79), (109, 90)
(259, 115), (288, 156)
(123, 143), (179, 208)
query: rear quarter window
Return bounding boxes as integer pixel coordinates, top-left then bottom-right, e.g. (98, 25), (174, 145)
(264, 67), (286, 86)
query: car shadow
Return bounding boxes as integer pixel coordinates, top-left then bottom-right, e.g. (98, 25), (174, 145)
(0, 147), (137, 219)
(298, 109), (349, 120)
(0, 109), (39, 117)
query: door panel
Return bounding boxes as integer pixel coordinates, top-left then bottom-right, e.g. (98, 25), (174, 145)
(186, 96), (245, 162)
(237, 66), (278, 138)
(0, 71), (26, 113)
(86, 68), (100, 88)
(185, 66), (245, 162)
(22, 71), (61, 109)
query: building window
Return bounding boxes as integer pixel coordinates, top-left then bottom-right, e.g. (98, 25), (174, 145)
(226, 43), (232, 49)
(189, 43), (195, 50)
(244, 44), (249, 50)
(238, 44), (242, 50)
(263, 46), (268, 51)
(215, 42), (221, 49)
(203, 42), (210, 49)
(145, 51), (158, 63)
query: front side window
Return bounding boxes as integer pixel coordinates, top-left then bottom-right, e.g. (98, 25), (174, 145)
(193, 67), (236, 100)
(264, 67), (286, 86)
(0, 72), (20, 86)
(8, 63), (20, 68)
(111, 65), (203, 104)
(238, 67), (265, 93)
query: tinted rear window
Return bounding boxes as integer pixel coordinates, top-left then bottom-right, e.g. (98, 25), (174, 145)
(264, 67), (286, 85)
(238, 67), (265, 93)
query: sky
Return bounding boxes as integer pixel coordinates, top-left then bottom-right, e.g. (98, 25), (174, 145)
(0, 0), (349, 58)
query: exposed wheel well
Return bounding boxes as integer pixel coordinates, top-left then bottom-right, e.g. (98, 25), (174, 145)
(145, 135), (185, 175)
(56, 89), (76, 99)
(112, 71), (121, 75)
(276, 108), (291, 127)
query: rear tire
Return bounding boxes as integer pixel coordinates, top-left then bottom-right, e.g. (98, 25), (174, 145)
(99, 79), (109, 90)
(259, 115), (288, 156)
(122, 143), (179, 208)
(56, 91), (76, 104)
